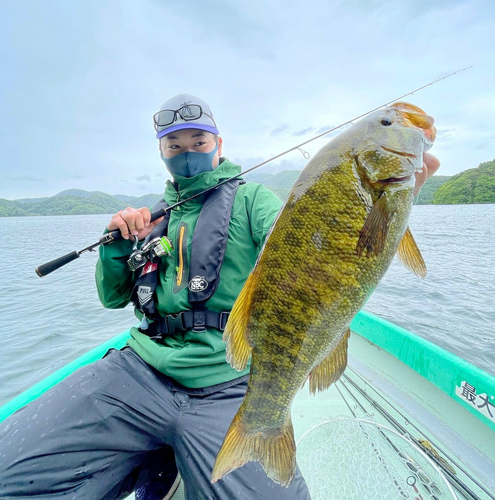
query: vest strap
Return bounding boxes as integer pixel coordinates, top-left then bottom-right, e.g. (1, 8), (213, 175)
(131, 178), (243, 343)
(141, 310), (230, 343)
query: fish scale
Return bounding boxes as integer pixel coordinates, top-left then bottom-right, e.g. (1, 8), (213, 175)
(212, 102), (435, 487)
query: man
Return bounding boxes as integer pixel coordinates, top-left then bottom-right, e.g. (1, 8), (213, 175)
(0, 94), (440, 500)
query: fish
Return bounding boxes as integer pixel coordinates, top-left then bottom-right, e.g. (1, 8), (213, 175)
(211, 102), (437, 486)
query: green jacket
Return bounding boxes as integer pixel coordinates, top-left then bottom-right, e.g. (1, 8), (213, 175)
(95, 159), (282, 388)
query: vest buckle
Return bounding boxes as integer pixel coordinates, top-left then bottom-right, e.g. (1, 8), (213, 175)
(192, 309), (206, 332)
(219, 312), (230, 331)
(165, 313), (186, 334)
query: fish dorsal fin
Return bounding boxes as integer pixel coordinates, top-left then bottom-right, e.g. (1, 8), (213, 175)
(223, 270), (258, 371)
(356, 194), (394, 257)
(309, 328), (350, 394)
(397, 226), (427, 279)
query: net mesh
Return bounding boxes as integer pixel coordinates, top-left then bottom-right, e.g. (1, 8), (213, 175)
(297, 417), (457, 500)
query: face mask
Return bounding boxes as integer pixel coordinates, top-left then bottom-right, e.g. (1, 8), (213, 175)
(161, 144), (219, 178)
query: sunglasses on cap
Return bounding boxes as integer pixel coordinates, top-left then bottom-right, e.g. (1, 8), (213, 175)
(153, 104), (217, 131)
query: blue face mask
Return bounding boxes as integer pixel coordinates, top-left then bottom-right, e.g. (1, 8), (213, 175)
(161, 144), (219, 178)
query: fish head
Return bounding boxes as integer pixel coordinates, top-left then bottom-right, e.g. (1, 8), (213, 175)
(354, 102), (436, 188)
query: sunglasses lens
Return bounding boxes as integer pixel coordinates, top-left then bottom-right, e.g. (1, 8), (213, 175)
(179, 105), (202, 121)
(154, 110), (176, 128)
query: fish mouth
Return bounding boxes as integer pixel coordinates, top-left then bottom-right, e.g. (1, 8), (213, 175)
(381, 146), (419, 159)
(378, 174), (413, 184)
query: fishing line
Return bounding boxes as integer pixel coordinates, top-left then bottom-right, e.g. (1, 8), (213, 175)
(35, 66), (472, 276)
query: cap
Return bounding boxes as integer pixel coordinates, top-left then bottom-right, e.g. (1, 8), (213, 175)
(154, 94), (219, 139)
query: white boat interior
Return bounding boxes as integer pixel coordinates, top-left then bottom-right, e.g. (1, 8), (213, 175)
(127, 326), (495, 500)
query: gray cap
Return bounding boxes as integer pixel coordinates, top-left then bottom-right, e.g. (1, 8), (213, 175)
(154, 94), (219, 139)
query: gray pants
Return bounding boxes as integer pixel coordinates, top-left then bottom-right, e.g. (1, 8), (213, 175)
(0, 348), (310, 500)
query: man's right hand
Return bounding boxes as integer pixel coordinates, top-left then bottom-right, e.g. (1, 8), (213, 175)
(107, 207), (164, 240)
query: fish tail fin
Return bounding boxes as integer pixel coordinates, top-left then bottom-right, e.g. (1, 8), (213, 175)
(223, 270), (259, 370)
(211, 412), (297, 487)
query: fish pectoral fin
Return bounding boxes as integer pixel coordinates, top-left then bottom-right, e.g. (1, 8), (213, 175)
(211, 412), (297, 487)
(356, 194), (394, 257)
(309, 328), (350, 394)
(223, 271), (257, 371)
(397, 226), (427, 279)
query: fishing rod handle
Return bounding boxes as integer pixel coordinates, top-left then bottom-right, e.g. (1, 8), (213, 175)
(35, 207), (169, 276)
(151, 206), (167, 222)
(35, 251), (80, 277)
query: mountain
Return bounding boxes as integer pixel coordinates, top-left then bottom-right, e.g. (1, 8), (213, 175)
(134, 194), (163, 208)
(114, 193), (162, 207)
(2, 161), (494, 216)
(14, 196), (50, 204)
(433, 160), (495, 204)
(15, 189), (104, 205)
(415, 175), (451, 205)
(245, 170), (301, 200)
(114, 194), (138, 204)
(54, 189), (105, 198)
(4, 193), (127, 216)
(0, 199), (29, 217)
(1, 190), (166, 217)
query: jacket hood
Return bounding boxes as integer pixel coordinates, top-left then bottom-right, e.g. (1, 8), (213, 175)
(164, 158), (242, 203)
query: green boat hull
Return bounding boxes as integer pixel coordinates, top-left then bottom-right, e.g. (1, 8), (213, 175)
(1, 311), (494, 499)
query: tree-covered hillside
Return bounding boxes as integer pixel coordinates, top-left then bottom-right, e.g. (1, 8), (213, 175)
(415, 175), (451, 205)
(8, 193), (127, 216)
(0, 199), (29, 217)
(2, 161), (494, 216)
(433, 160), (495, 204)
(246, 170), (301, 200)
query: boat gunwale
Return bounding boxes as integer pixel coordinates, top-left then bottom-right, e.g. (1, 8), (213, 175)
(351, 311), (495, 432)
(1, 311), (494, 433)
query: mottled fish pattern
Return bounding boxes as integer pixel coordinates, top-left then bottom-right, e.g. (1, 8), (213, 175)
(212, 102), (436, 486)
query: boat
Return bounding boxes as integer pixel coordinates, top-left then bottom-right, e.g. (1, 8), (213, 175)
(1, 310), (494, 499)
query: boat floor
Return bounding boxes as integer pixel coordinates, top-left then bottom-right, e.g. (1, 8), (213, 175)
(127, 347), (494, 500)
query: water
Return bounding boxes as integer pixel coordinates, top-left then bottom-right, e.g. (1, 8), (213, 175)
(0, 206), (494, 407)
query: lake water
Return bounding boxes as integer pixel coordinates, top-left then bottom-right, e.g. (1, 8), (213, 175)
(0, 205), (494, 407)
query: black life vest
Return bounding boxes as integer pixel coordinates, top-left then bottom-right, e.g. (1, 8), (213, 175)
(130, 179), (243, 343)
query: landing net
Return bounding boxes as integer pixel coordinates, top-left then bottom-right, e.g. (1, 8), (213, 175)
(296, 416), (457, 500)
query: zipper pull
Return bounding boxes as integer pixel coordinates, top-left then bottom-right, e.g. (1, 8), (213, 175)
(176, 225), (185, 286)
(174, 192), (181, 211)
(140, 315), (149, 331)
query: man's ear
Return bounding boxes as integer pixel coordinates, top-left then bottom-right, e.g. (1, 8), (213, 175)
(217, 136), (223, 156)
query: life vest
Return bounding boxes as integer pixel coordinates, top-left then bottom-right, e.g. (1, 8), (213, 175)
(130, 179), (243, 343)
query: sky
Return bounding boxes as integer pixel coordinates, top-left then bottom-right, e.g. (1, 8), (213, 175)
(1, 0), (494, 200)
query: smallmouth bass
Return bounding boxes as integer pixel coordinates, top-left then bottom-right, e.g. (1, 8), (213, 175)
(212, 102), (436, 486)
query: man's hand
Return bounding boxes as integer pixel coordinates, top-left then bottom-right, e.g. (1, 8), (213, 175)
(414, 152), (441, 195)
(107, 207), (164, 240)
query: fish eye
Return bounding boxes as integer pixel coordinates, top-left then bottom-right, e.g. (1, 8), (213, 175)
(380, 118), (393, 126)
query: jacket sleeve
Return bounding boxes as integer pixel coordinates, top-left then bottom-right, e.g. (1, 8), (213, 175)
(95, 232), (136, 309)
(246, 184), (283, 249)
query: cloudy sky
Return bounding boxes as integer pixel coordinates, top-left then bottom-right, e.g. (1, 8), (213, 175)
(1, 0), (494, 200)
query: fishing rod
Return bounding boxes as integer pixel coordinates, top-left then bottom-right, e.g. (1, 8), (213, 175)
(342, 370), (491, 499)
(35, 66), (472, 277)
